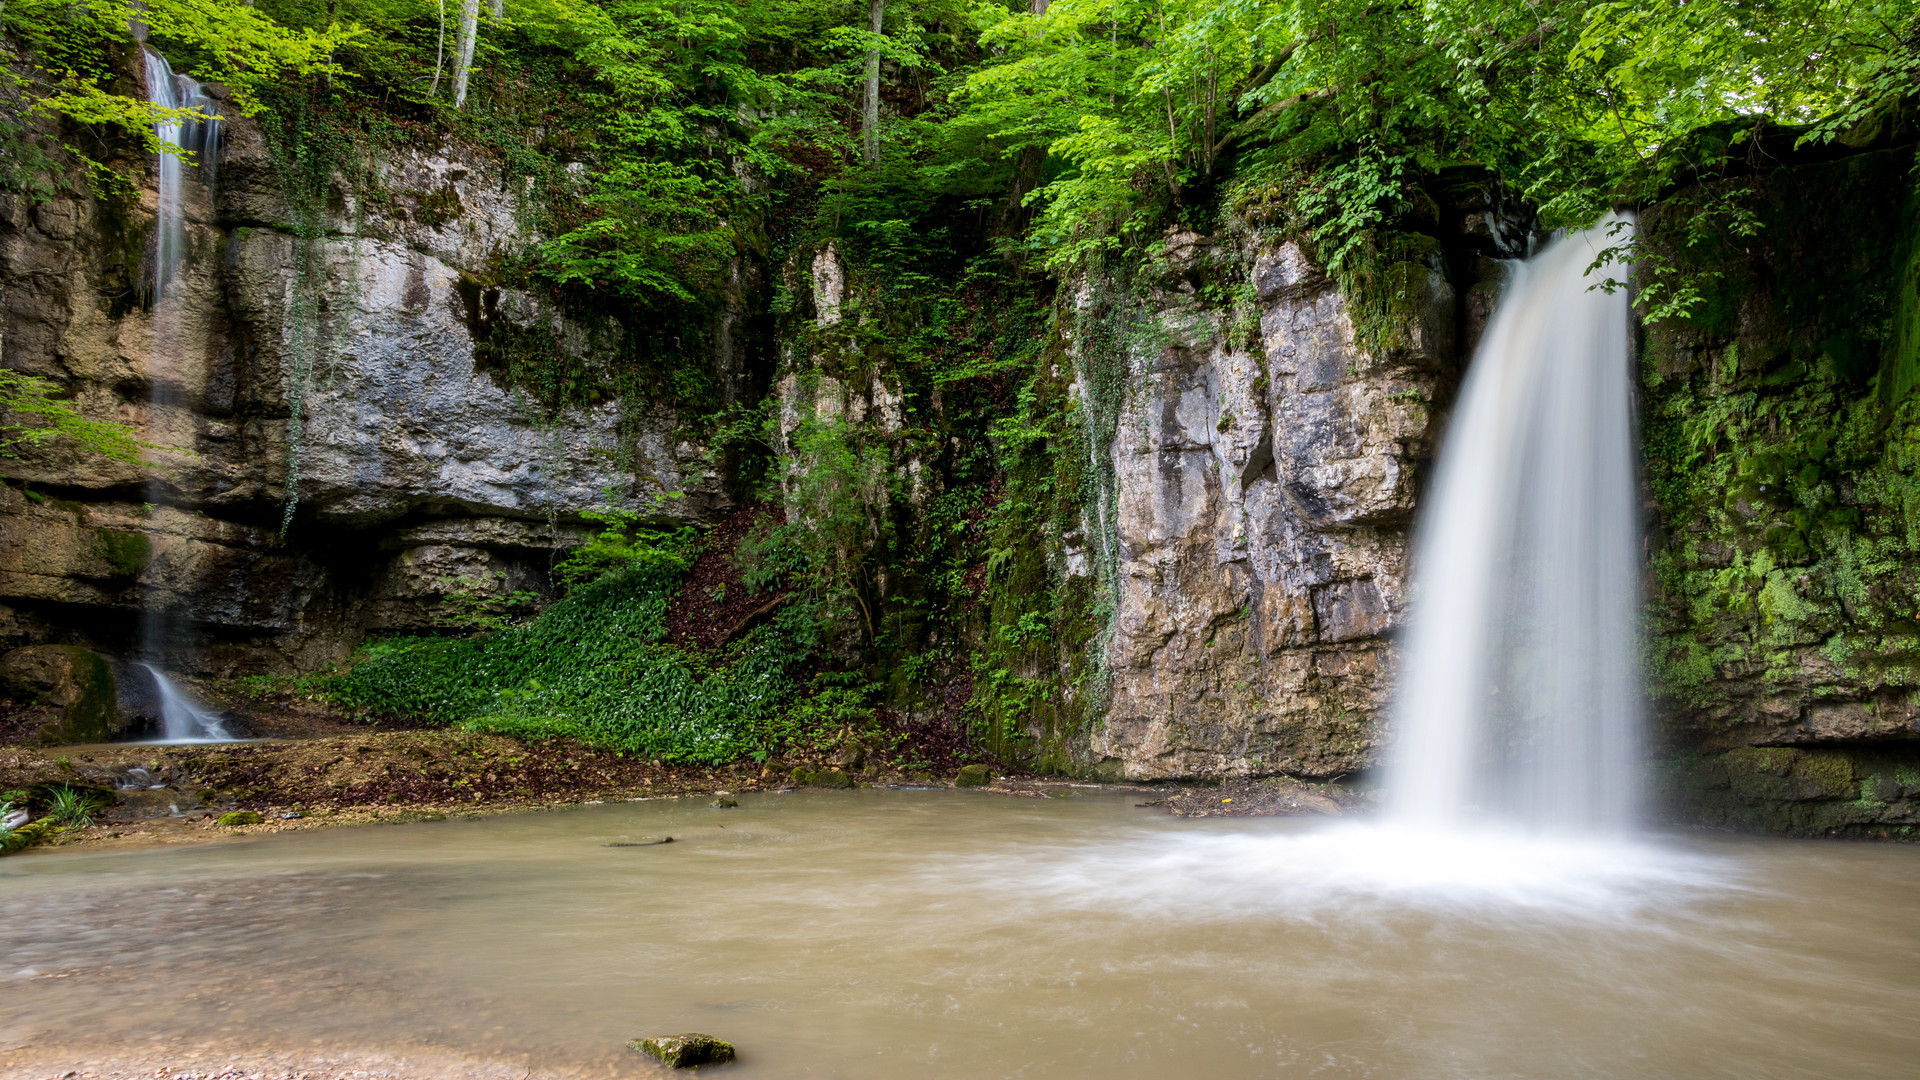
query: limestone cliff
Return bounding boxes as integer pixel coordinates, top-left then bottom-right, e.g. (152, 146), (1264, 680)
(1639, 124), (1920, 836)
(0, 70), (721, 673)
(1076, 190), (1525, 780)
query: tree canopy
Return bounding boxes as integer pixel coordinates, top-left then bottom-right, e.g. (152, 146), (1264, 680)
(1, 0), (1916, 331)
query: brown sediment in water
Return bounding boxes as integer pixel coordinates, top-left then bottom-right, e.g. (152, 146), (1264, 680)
(5, 791), (1919, 1079)
(0, 1043), (601, 1080)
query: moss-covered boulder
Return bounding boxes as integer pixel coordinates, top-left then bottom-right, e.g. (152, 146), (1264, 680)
(0, 645), (127, 744)
(794, 767), (855, 789)
(628, 1033), (736, 1068)
(217, 810), (265, 826)
(0, 817), (59, 855)
(954, 764), (992, 787)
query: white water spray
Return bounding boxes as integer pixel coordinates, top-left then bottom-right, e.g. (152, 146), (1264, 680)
(1387, 215), (1641, 833)
(135, 663), (235, 744)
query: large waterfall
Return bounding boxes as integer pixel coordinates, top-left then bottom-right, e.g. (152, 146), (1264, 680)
(136, 47), (231, 743)
(1387, 216), (1641, 832)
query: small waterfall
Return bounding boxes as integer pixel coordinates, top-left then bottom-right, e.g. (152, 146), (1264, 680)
(134, 664), (235, 743)
(1387, 215), (1641, 833)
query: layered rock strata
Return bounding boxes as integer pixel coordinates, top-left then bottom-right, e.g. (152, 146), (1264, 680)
(0, 74), (720, 672)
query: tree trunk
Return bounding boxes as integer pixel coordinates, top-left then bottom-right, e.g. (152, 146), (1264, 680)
(862, 0), (884, 165)
(429, 0), (446, 97)
(451, 0), (480, 109)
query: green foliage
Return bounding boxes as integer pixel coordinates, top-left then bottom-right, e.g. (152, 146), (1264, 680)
(43, 784), (98, 828)
(0, 369), (157, 465)
(755, 409), (893, 641)
(329, 536), (823, 764)
(553, 509), (695, 592)
(962, 0), (1917, 277)
(2, 0), (352, 190)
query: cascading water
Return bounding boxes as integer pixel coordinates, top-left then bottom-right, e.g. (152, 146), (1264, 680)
(1386, 214), (1641, 833)
(135, 663), (235, 743)
(135, 48), (233, 743)
(141, 47), (221, 302)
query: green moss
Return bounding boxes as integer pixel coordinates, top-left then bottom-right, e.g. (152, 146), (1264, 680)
(216, 811), (265, 826)
(413, 182), (465, 228)
(92, 530), (152, 578)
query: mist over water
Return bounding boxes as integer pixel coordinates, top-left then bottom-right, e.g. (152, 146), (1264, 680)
(1388, 216), (1641, 833)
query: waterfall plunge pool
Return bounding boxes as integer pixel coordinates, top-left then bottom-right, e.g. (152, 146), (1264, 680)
(2, 789), (1915, 1079)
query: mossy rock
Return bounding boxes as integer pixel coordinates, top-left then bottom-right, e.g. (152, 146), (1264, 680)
(628, 1033), (736, 1068)
(216, 811), (265, 826)
(0, 645), (124, 743)
(0, 818), (57, 855)
(92, 529), (153, 578)
(954, 764), (992, 788)
(804, 768), (856, 790)
(710, 796), (738, 808)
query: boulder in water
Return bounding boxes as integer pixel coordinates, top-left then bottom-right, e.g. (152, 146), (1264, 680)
(954, 764), (992, 788)
(629, 1033), (736, 1068)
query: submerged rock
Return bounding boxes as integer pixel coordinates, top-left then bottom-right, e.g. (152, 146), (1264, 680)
(629, 1033), (736, 1068)
(954, 764), (992, 788)
(710, 796), (738, 808)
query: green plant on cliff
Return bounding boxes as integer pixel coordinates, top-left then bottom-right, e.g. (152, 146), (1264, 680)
(2, 0), (352, 192)
(0, 369), (156, 465)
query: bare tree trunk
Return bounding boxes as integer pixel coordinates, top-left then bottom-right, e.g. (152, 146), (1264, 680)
(429, 0), (446, 97)
(490, 0), (503, 18)
(862, 0), (884, 165)
(452, 0), (480, 109)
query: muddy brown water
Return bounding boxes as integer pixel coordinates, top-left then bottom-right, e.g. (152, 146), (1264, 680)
(2, 789), (1917, 1078)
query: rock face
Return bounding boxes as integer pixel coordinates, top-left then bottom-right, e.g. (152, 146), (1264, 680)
(0, 644), (128, 743)
(1638, 132), (1920, 835)
(0, 73), (725, 673)
(1084, 202), (1523, 780)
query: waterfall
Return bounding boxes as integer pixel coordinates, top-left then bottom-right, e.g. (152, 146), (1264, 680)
(1386, 215), (1640, 833)
(141, 47), (221, 302)
(136, 48), (232, 742)
(136, 663), (235, 743)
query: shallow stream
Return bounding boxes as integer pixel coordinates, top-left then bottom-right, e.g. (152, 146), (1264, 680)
(3, 789), (1917, 1077)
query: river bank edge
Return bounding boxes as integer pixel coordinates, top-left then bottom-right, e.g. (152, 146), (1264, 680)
(0, 726), (1373, 858)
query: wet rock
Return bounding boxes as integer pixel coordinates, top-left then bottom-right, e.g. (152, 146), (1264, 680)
(216, 810), (264, 826)
(0, 645), (129, 743)
(954, 764), (992, 788)
(709, 796), (738, 808)
(629, 1033), (736, 1068)
(798, 768), (855, 790)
